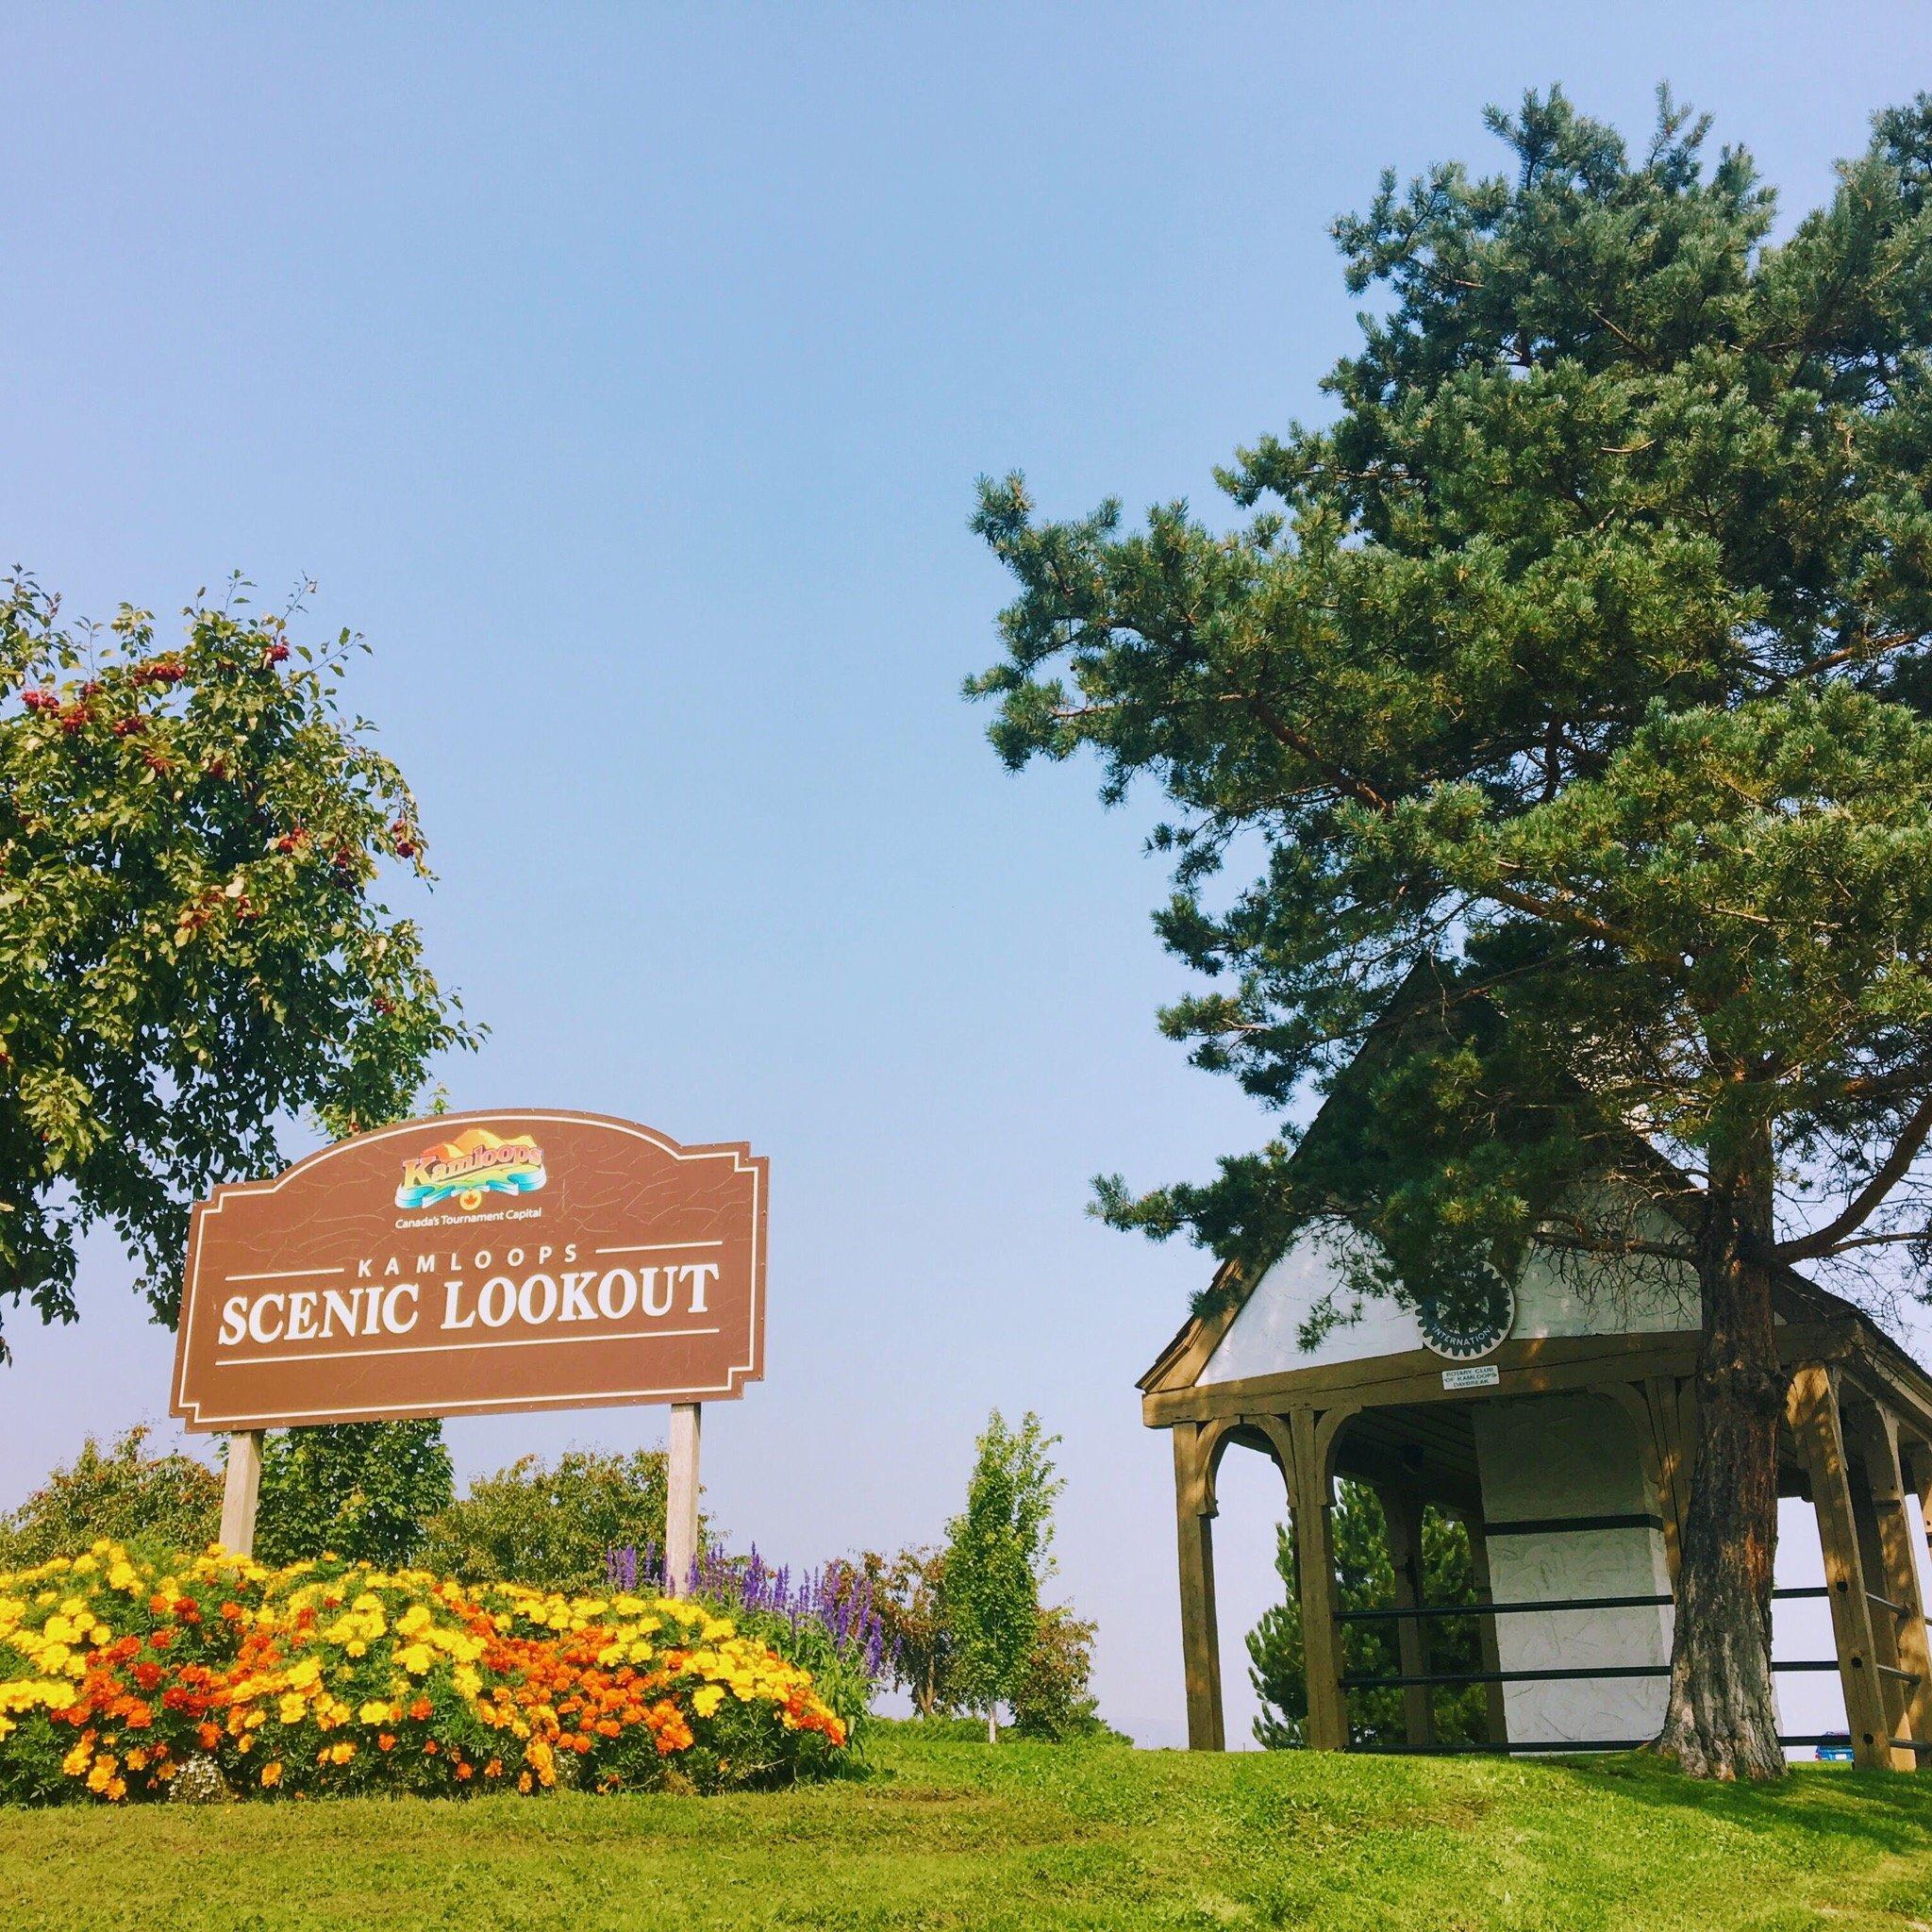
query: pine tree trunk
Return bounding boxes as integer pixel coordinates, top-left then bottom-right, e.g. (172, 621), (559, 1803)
(1655, 1146), (1788, 1780)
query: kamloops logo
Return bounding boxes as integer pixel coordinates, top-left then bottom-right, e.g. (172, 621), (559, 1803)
(396, 1128), (547, 1211)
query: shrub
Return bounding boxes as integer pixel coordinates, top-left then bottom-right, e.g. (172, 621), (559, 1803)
(842, 1546), (950, 1717)
(1008, 1602), (1104, 1741)
(608, 1544), (891, 1751)
(255, 1423), (454, 1570)
(0, 1429), (219, 1569)
(421, 1450), (686, 1592)
(0, 1541), (849, 1805)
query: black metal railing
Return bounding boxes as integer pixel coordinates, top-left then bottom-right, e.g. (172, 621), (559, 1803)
(1332, 1582), (1923, 1756)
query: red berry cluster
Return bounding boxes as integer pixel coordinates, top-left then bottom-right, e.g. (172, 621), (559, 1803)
(20, 688), (58, 711)
(131, 660), (186, 688)
(265, 642), (291, 664)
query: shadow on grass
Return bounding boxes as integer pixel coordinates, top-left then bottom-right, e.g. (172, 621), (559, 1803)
(1542, 1750), (1932, 1861)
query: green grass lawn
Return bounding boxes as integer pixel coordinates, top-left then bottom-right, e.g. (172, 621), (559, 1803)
(6, 1727), (1932, 1931)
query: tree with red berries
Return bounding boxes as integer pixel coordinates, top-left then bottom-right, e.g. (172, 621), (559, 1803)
(0, 574), (474, 1357)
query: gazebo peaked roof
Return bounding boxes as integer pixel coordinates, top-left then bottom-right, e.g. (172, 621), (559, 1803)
(1137, 957), (1932, 1439)
(1140, 1232), (1932, 1439)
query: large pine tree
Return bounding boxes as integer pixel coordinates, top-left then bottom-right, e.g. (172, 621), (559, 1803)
(972, 90), (1932, 1778)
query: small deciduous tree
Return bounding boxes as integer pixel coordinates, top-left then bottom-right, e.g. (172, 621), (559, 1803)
(252, 1421), (455, 1570)
(971, 90), (1932, 1777)
(0, 574), (474, 1355)
(941, 1411), (1062, 1741)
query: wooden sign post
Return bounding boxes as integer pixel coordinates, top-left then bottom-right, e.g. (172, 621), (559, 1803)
(172, 1110), (768, 1563)
(666, 1403), (701, 1590)
(218, 1429), (264, 1556)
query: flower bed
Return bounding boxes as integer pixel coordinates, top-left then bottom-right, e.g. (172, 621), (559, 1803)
(0, 1542), (849, 1805)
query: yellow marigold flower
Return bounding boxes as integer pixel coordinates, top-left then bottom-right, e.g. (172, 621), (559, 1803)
(691, 1686), (724, 1718)
(358, 1700), (391, 1725)
(261, 1762), (282, 1788)
(61, 1741), (91, 1777)
(288, 1657), (322, 1690)
(106, 1777), (126, 1802)
(398, 1642), (433, 1675)
(278, 1694), (307, 1725)
(125, 1748), (148, 1772)
(329, 1740), (355, 1765)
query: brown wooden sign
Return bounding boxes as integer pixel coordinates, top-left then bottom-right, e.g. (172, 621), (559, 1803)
(170, 1110), (767, 1432)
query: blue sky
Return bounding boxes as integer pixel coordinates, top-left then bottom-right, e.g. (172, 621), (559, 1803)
(7, 3), (1929, 1747)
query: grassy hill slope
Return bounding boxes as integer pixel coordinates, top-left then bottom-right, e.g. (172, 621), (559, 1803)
(7, 1726), (1931, 1931)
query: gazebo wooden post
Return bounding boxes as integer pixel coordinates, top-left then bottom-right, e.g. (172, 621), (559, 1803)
(1290, 1407), (1349, 1752)
(1374, 1484), (1435, 1749)
(1845, 1405), (1932, 1764)
(1463, 1514), (1509, 1747)
(1846, 1442), (1908, 1757)
(1172, 1423), (1225, 1752)
(1911, 1445), (1932, 1570)
(1789, 1365), (1897, 1770)
(1639, 1375), (1690, 1586)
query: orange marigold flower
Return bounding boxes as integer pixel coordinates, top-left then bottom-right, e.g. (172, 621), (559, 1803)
(408, 1697), (432, 1722)
(377, 1734), (395, 1752)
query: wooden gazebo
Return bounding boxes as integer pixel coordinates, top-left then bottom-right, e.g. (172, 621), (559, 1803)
(1142, 1230), (1932, 1770)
